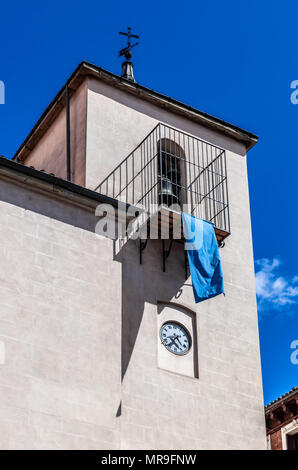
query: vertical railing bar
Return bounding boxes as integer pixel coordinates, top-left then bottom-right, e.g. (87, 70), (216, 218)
(204, 142), (208, 220)
(163, 125), (166, 208)
(210, 147), (216, 223)
(194, 137), (198, 218)
(201, 141), (205, 220)
(186, 133), (190, 210)
(198, 140), (202, 219)
(152, 132), (155, 208)
(132, 151), (135, 205)
(206, 144), (210, 221)
(224, 150), (230, 232)
(211, 147), (216, 225)
(144, 143), (147, 212)
(201, 141), (204, 218)
(141, 143), (144, 210)
(174, 128), (177, 206)
(119, 164), (122, 200)
(147, 136), (150, 210)
(178, 129), (183, 211)
(152, 129), (155, 209)
(220, 150), (226, 231)
(203, 143), (208, 221)
(126, 159), (128, 204)
(223, 152), (227, 231)
(188, 134), (193, 212)
(146, 135), (149, 211)
(213, 148), (217, 224)
(149, 133), (152, 207)
(144, 141), (147, 211)
(172, 128), (175, 208)
(154, 128), (157, 208)
(197, 139), (201, 218)
(174, 129), (179, 209)
(159, 124), (162, 214)
(166, 126), (169, 208)
(148, 132), (151, 211)
(169, 127), (172, 203)
(207, 143), (212, 222)
(218, 154), (223, 229)
(143, 141), (146, 210)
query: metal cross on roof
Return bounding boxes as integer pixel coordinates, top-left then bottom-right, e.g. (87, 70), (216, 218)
(118, 27), (140, 60)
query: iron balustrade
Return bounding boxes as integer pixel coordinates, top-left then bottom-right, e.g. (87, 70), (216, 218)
(94, 123), (230, 235)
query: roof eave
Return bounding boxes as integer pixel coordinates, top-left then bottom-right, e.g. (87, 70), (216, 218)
(265, 387), (298, 412)
(13, 61), (258, 162)
(0, 156), (140, 219)
(82, 61), (258, 150)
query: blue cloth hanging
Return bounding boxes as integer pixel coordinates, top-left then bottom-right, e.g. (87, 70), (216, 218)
(182, 213), (225, 303)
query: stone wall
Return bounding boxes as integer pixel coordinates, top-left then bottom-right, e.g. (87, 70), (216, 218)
(22, 79), (87, 186)
(0, 177), (121, 449)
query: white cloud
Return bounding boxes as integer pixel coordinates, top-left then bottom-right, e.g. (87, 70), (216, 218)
(255, 258), (298, 310)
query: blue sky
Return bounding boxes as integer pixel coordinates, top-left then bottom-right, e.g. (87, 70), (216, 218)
(0, 0), (297, 405)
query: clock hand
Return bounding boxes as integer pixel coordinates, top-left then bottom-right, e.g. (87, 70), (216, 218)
(161, 336), (175, 345)
(166, 335), (177, 342)
(163, 334), (182, 349)
(173, 338), (182, 350)
(168, 334), (181, 349)
(166, 335), (179, 347)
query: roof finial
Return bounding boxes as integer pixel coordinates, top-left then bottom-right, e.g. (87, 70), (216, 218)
(118, 27), (140, 83)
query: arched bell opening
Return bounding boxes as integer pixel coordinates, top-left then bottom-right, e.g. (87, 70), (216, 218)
(157, 138), (186, 211)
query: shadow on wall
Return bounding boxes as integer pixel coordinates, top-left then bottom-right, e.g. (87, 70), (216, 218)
(2, 179), (192, 419)
(2, 179), (189, 385)
(113, 237), (189, 383)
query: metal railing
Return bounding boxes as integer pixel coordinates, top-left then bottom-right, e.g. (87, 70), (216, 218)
(94, 123), (230, 234)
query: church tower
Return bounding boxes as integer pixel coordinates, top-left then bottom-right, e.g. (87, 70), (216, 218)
(0, 44), (266, 449)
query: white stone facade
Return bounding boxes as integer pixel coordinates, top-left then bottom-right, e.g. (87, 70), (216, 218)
(0, 74), (266, 449)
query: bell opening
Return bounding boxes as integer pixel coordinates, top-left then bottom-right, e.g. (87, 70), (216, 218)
(157, 138), (183, 209)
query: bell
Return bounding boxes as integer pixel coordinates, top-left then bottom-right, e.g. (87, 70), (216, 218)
(158, 177), (179, 207)
(166, 168), (180, 186)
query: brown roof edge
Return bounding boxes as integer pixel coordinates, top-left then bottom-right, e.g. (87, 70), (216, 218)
(13, 61), (259, 162)
(265, 387), (298, 412)
(0, 155), (140, 217)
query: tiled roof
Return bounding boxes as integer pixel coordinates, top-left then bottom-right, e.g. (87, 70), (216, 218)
(265, 387), (298, 411)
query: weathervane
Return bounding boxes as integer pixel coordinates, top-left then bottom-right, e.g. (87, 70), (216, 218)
(118, 27), (140, 61)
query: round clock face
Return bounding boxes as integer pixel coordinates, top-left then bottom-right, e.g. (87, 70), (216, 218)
(160, 321), (191, 356)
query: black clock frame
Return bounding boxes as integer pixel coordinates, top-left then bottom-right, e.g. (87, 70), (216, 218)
(160, 321), (192, 356)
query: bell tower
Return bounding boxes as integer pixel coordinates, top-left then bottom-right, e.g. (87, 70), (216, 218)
(8, 52), (266, 450)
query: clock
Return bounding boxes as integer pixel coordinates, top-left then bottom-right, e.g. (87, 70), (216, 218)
(160, 321), (191, 356)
